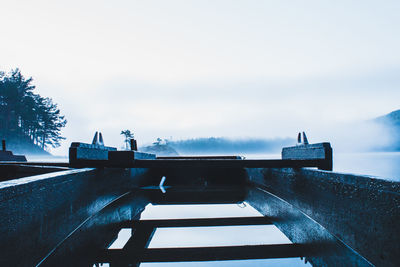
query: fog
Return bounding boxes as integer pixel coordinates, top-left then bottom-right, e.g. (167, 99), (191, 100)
(50, 72), (398, 155)
(1, 1), (399, 156)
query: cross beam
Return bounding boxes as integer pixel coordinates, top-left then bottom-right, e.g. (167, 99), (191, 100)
(99, 244), (308, 263)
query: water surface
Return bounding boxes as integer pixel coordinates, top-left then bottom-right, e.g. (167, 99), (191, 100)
(244, 152), (400, 181)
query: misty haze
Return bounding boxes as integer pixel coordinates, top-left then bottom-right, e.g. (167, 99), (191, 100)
(1, 1), (400, 267)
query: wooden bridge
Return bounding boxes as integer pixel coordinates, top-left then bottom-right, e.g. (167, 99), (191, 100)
(0, 134), (398, 266)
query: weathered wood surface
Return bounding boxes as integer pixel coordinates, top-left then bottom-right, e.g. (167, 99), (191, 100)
(130, 138), (138, 151)
(0, 164), (69, 181)
(246, 167), (399, 267)
(140, 186), (246, 204)
(66, 141), (332, 169)
(132, 158), (327, 168)
(27, 159), (327, 169)
(64, 158), (328, 169)
(108, 150), (156, 165)
(0, 167), (151, 267)
(0, 161), (70, 167)
(0, 150), (27, 162)
(282, 142), (332, 170)
(69, 142), (116, 166)
(246, 186), (373, 267)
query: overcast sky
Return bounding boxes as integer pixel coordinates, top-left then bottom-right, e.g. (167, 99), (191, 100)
(1, 1), (400, 155)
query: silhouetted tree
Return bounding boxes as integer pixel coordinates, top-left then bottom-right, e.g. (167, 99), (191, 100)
(0, 68), (67, 149)
(120, 129), (134, 150)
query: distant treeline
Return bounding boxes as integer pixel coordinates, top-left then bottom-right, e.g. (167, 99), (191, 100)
(167, 137), (294, 154)
(0, 69), (67, 151)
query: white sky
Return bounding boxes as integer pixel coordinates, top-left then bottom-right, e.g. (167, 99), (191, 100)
(1, 0), (399, 155)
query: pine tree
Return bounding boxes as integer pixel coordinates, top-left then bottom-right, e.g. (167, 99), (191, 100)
(0, 68), (67, 150)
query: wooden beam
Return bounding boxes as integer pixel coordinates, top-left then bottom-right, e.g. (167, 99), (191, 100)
(122, 216), (273, 228)
(98, 244), (308, 263)
(4, 157), (328, 170)
(157, 156), (243, 159)
(282, 143), (332, 171)
(123, 225), (155, 251)
(0, 162), (70, 167)
(109, 225), (155, 266)
(141, 187), (246, 205)
(69, 142), (116, 167)
(130, 159), (326, 169)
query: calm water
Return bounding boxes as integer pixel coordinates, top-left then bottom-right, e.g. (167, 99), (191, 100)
(107, 203), (310, 267)
(333, 152), (400, 181)
(244, 152), (400, 181)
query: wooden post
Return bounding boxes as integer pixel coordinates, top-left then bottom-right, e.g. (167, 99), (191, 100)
(68, 142), (117, 167)
(130, 139), (138, 151)
(2, 140), (6, 151)
(92, 131), (98, 145)
(282, 142), (332, 171)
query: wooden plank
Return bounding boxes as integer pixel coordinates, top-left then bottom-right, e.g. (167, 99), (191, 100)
(122, 216), (272, 228)
(282, 143), (332, 171)
(0, 151), (27, 162)
(247, 167), (398, 266)
(69, 142), (116, 167)
(98, 244), (308, 262)
(140, 187), (246, 205)
(123, 225), (155, 251)
(108, 225), (155, 266)
(0, 161), (70, 167)
(0, 164), (70, 181)
(0, 162), (70, 167)
(131, 159), (326, 169)
(108, 151), (156, 165)
(60, 158), (327, 169)
(157, 156), (243, 159)
(5, 158), (327, 170)
(246, 185), (374, 266)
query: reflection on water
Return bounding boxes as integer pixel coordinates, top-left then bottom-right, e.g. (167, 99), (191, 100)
(333, 152), (400, 181)
(139, 203), (309, 266)
(141, 203), (261, 219)
(149, 225), (291, 248)
(108, 228), (132, 249)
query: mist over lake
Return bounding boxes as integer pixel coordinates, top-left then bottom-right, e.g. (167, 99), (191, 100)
(1, 2), (400, 266)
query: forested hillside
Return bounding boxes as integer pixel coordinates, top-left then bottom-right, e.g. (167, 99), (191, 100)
(376, 109), (400, 151)
(0, 69), (67, 154)
(168, 137), (294, 154)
